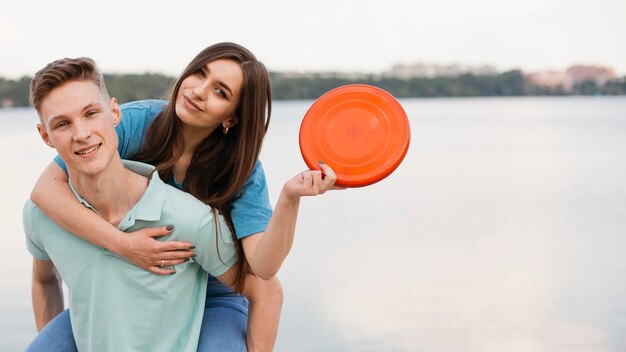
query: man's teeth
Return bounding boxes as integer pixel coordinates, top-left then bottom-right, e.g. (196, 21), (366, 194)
(77, 144), (100, 155)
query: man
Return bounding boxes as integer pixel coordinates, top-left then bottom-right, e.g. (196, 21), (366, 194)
(24, 57), (239, 351)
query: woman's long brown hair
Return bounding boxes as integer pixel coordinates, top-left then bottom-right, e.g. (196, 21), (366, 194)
(134, 42), (272, 292)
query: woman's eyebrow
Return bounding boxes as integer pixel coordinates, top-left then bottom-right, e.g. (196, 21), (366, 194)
(217, 81), (233, 96)
(204, 65), (234, 96)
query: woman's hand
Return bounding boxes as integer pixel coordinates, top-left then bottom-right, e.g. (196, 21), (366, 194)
(113, 226), (196, 275)
(282, 162), (343, 201)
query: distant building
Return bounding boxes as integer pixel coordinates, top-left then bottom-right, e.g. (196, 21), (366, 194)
(383, 63), (498, 79)
(527, 65), (616, 91)
(564, 65), (616, 90)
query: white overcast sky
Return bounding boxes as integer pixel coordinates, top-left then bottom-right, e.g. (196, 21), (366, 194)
(1, 0), (625, 78)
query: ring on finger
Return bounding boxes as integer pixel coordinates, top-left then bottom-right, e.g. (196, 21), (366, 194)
(160, 259), (165, 267)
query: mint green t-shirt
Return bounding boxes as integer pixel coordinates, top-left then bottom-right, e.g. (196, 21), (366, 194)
(23, 160), (237, 352)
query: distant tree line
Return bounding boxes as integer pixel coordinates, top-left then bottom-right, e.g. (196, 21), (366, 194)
(0, 73), (175, 108)
(270, 70), (574, 99)
(2, 71), (625, 108)
(0, 76), (30, 107)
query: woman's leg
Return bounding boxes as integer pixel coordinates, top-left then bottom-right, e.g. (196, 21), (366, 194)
(25, 309), (78, 352)
(197, 279), (249, 352)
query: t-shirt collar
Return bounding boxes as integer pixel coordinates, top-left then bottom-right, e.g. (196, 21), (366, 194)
(68, 160), (165, 230)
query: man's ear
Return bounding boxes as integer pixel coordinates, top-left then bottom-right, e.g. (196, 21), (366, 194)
(37, 123), (55, 148)
(109, 97), (121, 127)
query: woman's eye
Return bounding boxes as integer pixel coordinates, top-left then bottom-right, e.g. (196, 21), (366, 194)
(215, 88), (226, 98)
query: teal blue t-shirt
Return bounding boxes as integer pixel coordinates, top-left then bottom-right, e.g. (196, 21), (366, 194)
(24, 160), (238, 352)
(54, 100), (272, 239)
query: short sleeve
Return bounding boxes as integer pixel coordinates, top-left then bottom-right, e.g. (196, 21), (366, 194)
(230, 161), (273, 239)
(23, 201), (50, 260)
(53, 100), (168, 173)
(195, 209), (238, 277)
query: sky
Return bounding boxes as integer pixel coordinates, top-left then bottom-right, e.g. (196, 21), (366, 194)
(1, 0), (625, 79)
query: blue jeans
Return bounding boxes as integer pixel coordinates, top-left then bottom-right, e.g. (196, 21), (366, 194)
(26, 278), (249, 352)
(198, 278), (249, 351)
(25, 309), (76, 352)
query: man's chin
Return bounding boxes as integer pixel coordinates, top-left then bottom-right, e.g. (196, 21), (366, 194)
(67, 160), (108, 178)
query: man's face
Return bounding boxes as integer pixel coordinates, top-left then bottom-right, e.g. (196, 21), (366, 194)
(37, 80), (121, 178)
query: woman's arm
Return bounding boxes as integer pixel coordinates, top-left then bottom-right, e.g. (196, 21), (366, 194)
(215, 162), (337, 349)
(244, 162), (339, 279)
(31, 162), (195, 275)
(233, 163), (338, 349)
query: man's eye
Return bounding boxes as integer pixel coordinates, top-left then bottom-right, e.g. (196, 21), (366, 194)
(86, 110), (98, 117)
(55, 121), (69, 129)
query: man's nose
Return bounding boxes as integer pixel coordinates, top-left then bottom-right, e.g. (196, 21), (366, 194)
(72, 121), (92, 141)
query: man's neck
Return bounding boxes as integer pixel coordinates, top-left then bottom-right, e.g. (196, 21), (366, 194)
(69, 156), (149, 226)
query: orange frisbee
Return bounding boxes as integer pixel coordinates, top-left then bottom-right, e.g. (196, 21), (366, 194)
(299, 84), (410, 187)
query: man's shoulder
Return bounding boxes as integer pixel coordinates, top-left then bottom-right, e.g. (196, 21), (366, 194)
(23, 199), (50, 226)
(22, 199), (66, 239)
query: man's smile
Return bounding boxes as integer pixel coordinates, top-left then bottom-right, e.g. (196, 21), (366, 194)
(75, 143), (102, 156)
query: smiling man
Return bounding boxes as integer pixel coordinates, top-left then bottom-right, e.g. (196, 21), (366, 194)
(23, 57), (239, 352)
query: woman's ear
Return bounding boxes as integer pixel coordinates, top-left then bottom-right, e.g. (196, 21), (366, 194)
(223, 116), (239, 129)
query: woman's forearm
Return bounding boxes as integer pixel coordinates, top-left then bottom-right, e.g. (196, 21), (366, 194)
(31, 162), (126, 253)
(247, 191), (300, 279)
(246, 164), (338, 279)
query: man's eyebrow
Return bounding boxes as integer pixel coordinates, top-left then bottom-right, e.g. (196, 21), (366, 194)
(47, 102), (103, 125)
(81, 102), (103, 111)
(47, 114), (66, 126)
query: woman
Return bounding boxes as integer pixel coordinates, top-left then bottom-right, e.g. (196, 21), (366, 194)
(28, 42), (337, 351)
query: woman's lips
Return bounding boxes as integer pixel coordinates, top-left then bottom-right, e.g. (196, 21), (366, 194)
(184, 95), (203, 112)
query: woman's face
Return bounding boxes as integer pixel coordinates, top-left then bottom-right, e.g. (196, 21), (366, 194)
(175, 59), (243, 133)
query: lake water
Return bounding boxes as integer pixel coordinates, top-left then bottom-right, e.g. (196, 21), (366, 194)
(1, 97), (625, 351)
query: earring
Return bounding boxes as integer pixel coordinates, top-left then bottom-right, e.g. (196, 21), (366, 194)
(223, 126), (229, 135)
